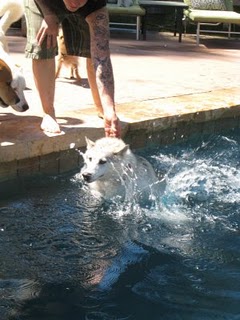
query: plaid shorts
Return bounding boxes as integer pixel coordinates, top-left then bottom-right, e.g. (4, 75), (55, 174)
(24, 0), (106, 59)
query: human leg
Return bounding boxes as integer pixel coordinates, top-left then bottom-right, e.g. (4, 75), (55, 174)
(62, 15), (115, 128)
(32, 58), (61, 133)
(24, 0), (61, 133)
(62, 17), (103, 117)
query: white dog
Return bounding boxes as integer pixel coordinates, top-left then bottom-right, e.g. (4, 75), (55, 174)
(0, 0), (29, 112)
(80, 137), (165, 203)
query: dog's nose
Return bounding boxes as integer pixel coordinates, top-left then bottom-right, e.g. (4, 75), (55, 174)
(22, 103), (29, 111)
(82, 172), (92, 183)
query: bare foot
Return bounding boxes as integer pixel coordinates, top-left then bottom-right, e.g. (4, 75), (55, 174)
(104, 115), (121, 138)
(41, 114), (61, 133)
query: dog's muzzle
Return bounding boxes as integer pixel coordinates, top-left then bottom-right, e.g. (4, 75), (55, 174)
(22, 103), (29, 111)
(12, 102), (29, 112)
(82, 172), (92, 183)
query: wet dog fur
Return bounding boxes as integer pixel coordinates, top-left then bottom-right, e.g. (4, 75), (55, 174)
(80, 137), (165, 203)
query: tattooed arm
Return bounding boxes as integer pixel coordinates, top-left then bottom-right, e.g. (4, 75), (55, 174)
(86, 7), (121, 138)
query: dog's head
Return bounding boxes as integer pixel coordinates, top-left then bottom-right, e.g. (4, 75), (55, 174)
(0, 59), (29, 112)
(80, 137), (130, 183)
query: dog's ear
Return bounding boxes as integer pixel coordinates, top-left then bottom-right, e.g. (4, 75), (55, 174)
(85, 136), (95, 149)
(113, 144), (130, 156)
(0, 59), (12, 82)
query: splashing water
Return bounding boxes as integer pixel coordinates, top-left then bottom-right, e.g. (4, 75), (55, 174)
(1, 128), (240, 319)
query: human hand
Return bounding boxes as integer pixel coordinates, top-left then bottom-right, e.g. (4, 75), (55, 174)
(104, 114), (121, 138)
(36, 14), (59, 48)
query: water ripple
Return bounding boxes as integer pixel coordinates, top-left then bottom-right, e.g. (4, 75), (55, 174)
(1, 128), (240, 319)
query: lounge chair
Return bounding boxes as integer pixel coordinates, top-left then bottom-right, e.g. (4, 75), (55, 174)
(107, 0), (146, 40)
(183, 0), (240, 44)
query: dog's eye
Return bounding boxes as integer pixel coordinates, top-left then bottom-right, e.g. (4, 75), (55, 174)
(99, 159), (107, 165)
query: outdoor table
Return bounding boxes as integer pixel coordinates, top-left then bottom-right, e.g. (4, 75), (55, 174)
(139, 0), (188, 42)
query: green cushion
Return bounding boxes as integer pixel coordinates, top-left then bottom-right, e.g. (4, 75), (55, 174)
(187, 9), (240, 22)
(107, 4), (146, 15)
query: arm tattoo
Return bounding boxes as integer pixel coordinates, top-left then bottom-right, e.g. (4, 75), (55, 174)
(87, 10), (115, 102)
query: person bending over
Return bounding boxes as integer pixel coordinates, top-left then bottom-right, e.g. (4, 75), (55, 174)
(24, 0), (121, 137)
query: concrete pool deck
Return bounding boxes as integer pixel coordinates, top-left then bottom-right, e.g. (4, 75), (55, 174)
(1, 29), (240, 182)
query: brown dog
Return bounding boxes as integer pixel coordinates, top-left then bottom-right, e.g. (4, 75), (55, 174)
(0, 59), (19, 107)
(0, 0), (29, 112)
(55, 29), (81, 81)
(0, 57), (28, 112)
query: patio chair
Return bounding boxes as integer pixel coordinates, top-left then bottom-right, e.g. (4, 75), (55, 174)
(107, 0), (146, 40)
(183, 0), (240, 45)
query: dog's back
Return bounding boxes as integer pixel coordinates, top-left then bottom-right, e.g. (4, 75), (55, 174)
(81, 137), (164, 203)
(0, 0), (24, 44)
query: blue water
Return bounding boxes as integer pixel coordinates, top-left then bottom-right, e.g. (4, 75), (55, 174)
(1, 127), (240, 320)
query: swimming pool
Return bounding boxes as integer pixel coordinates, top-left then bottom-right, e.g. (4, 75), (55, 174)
(1, 126), (240, 319)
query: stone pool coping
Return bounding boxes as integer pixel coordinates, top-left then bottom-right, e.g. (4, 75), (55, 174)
(1, 87), (240, 183)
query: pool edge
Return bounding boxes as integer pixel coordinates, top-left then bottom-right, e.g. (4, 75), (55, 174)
(1, 87), (240, 183)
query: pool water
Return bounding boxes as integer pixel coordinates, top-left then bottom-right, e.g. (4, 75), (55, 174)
(1, 127), (240, 320)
